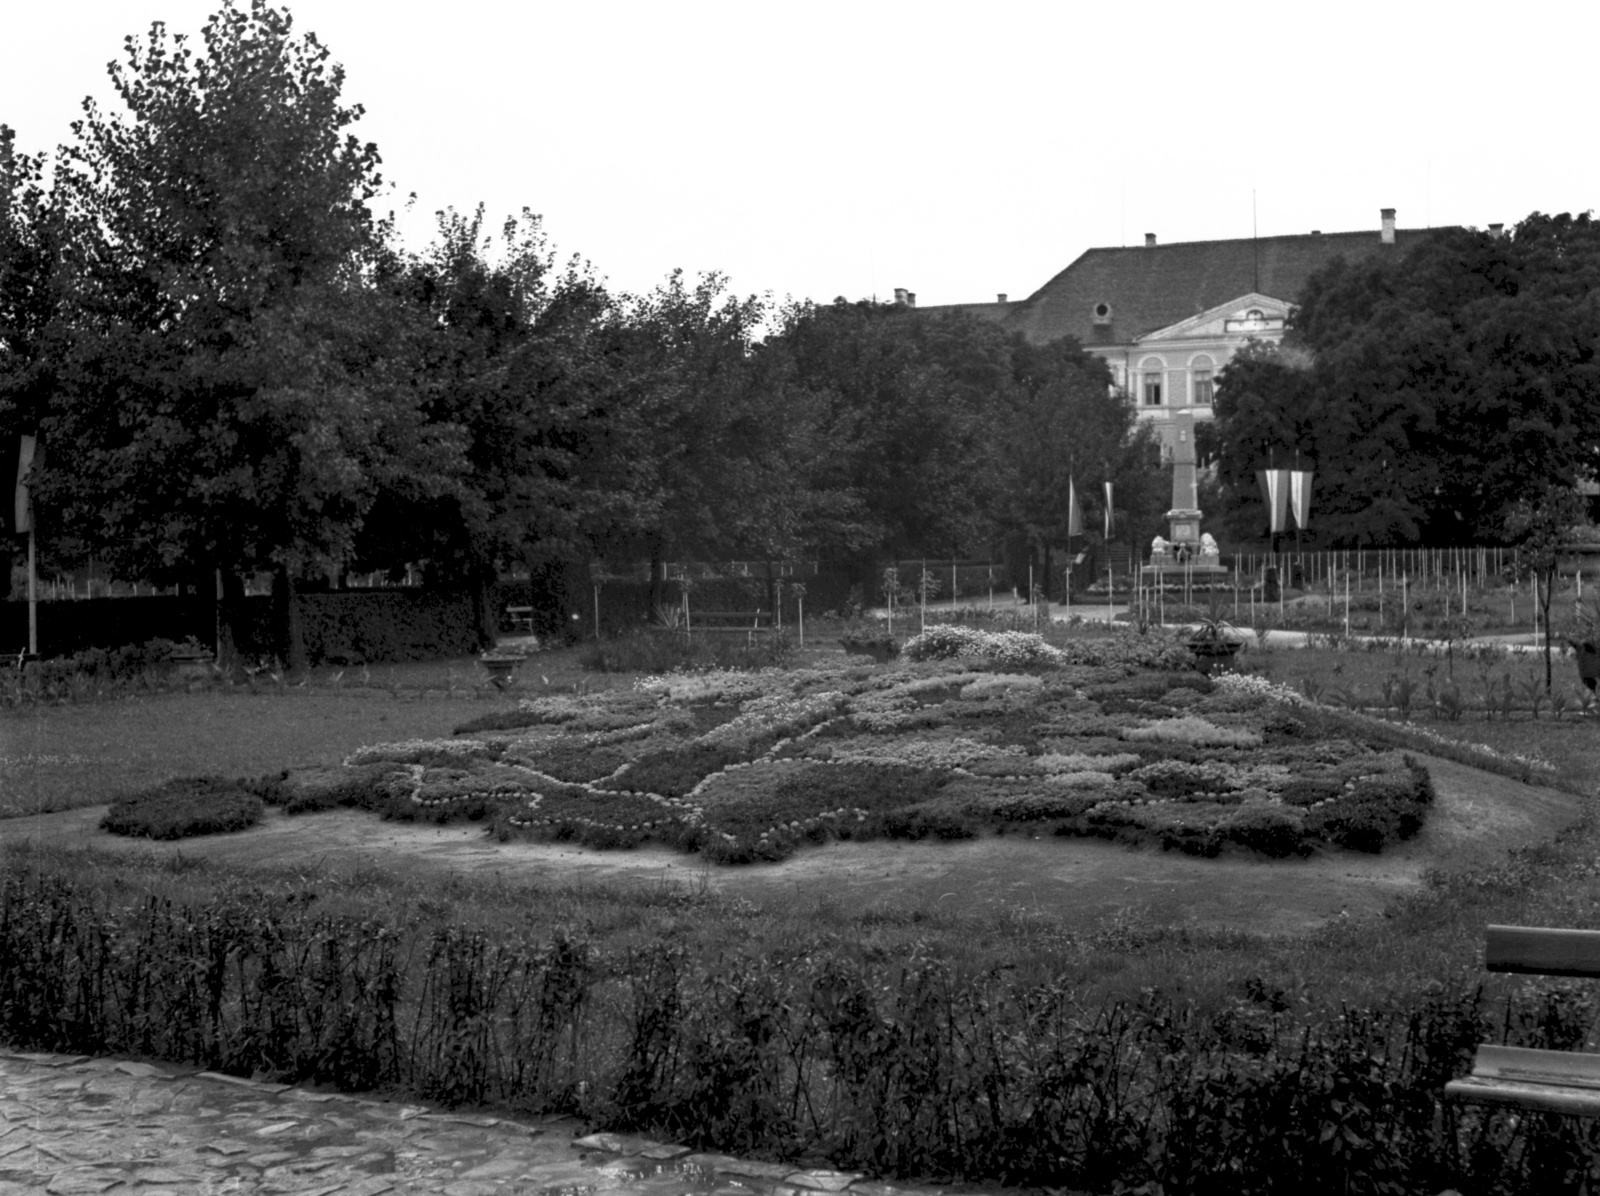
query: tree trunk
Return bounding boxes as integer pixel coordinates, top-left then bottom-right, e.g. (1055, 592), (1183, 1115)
(216, 568), (247, 668)
(271, 565), (307, 673)
(1542, 565), (1555, 693)
(648, 535), (665, 611)
(469, 560), (496, 651)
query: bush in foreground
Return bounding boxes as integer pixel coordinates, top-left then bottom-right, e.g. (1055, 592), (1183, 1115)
(4, 871), (1597, 1194)
(101, 776), (265, 840)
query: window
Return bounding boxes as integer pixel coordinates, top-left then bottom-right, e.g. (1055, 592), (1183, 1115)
(1190, 355), (1215, 406)
(1140, 357), (1164, 407)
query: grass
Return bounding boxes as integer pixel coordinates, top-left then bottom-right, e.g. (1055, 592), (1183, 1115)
(0, 650), (641, 818)
(1, 632), (1595, 1004)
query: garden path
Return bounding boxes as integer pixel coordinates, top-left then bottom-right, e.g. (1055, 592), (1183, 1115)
(0, 1048), (957, 1196)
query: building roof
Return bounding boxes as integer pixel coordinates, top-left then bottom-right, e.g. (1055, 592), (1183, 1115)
(916, 225), (1449, 346)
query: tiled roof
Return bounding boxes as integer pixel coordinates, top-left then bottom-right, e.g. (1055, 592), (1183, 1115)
(916, 227), (1449, 345)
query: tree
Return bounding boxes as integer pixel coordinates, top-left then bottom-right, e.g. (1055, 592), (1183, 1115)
(0, 127), (70, 598)
(993, 336), (1154, 597)
(1504, 483), (1589, 692)
(1212, 215), (1600, 547)
(33, 1), (459, 665)
(355, 206), (635, 639)
(769, 301), (1003, 568)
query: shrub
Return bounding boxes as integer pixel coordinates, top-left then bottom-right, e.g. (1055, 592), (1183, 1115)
(297, 589), (481, 664)
(101, 776), (264, 840)
(1126, 759), (1235, 799)
(1220, 803), (1310, 858)
(902, 625), (1066, 667)
(517, 743), (630, 783)
(1123, 716), (1263, 749)
(595, 743), (746, 798)
(697, 761), (948, 863)
(270, 763), (406, 814)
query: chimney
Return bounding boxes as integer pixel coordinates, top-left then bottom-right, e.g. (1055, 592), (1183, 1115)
(1489, 223), (1504, 238)
(1380, 208), (1396, 245)
(997, 293), (1007, 304)
(893, 287), (908, 306)
(906, 291), (916, 308)
(1145, 233), (1157, 247)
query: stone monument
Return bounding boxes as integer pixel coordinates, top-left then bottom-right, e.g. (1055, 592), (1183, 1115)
(1143, 410), (1228, 582)
(1166, 410), (1202, 552)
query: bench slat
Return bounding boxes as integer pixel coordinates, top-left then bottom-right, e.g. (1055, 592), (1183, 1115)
(1486, 924), (1600, 977)
(1445, 1075), (1600, 1118)
(1447, 1045), (1600, 1116)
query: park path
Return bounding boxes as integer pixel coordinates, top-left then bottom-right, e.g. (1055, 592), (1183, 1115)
(0, 1049), (954, 1196)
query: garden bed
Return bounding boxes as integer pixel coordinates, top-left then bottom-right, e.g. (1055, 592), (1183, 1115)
(234, 628), (1444, 862)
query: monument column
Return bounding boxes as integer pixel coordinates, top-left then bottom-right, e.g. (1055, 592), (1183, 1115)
(1166, 410), (1202, 549)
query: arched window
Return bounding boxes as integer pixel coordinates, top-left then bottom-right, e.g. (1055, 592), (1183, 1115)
(1190, 354), (1215, 406)
(1140, 357), (1165, 407)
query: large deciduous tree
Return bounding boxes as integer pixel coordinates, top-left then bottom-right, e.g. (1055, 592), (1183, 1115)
(34, 0), (460, 665)
(1212, 214), (1600, 547)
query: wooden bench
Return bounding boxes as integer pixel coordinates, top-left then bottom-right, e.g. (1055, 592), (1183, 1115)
(1445, 924), (1600, 1116)
(688, 610), (775, 637)
(503, 606), (536, 634)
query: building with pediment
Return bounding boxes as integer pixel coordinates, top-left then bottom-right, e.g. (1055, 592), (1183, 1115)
(911, 209), (1457, 457)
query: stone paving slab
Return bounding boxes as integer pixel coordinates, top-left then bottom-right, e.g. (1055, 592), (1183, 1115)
(0, 1049), (995, 1196)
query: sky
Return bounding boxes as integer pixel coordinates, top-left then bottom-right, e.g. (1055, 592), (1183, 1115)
(4, 0), (1597, 309)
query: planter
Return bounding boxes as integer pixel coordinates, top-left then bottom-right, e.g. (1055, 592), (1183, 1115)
(839, 638), (900, 664)
(1185, 639), (1241, 676)
(478, 654), (525, 688)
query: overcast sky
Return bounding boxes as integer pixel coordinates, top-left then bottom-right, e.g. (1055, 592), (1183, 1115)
(5, 0), (1596, 308)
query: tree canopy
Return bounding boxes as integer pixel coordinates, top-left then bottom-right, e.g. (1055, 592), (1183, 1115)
(1212, 215), (1600, 546)
(0, 0), (1179, 658)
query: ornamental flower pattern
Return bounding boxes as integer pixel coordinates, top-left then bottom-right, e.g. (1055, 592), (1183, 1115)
(274, 657), (1436, 863)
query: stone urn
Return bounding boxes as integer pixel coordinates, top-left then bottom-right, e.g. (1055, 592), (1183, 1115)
(478, 653), (525, 688)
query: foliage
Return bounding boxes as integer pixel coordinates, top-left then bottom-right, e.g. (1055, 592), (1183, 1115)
(1213, 215), (1600, 547)
(100, 775), (266, 839)
(10, 869), (1600, 1193)
(580, 629), (796, 674)
(33, 1), (462, 664)
(254, 659), (1438, 860)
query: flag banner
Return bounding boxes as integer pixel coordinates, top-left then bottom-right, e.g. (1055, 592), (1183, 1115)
(1290, 470), (1313, 529)
(1103, 481), (1114, 540)
(2, 435), (36, 537)
(1257, 468), (1289, 534)
(1067, 477), (1083, 537)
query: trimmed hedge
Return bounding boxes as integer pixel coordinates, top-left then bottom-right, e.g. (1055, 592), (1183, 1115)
(4, 872), (1597, 1194)
(101, 776), (267, 840)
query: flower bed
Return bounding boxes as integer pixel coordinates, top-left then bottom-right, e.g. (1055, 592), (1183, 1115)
(213, 661), (1437, 862)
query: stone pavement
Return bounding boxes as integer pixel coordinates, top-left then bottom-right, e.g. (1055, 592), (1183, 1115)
(0, 1049), (950, 1196)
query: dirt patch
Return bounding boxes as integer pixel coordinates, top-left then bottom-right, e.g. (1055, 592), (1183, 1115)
(5, 755), (1584, 936)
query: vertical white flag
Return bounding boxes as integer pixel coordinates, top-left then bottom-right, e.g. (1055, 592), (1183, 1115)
(1257, 468), (1289, 534)
(14, 434), (36, 535)
(1067, 477), (1083, 537)
(1103, 481), (1114, 540)
(1290, 470), (1314, 529)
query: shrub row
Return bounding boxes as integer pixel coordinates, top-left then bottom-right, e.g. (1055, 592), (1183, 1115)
(5, 873), (1600, 1193)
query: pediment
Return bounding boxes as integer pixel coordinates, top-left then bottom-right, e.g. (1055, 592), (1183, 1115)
(1136, 293), (1292, 343)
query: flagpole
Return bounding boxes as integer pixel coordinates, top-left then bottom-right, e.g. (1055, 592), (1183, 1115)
(27, 524), (37, 658)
